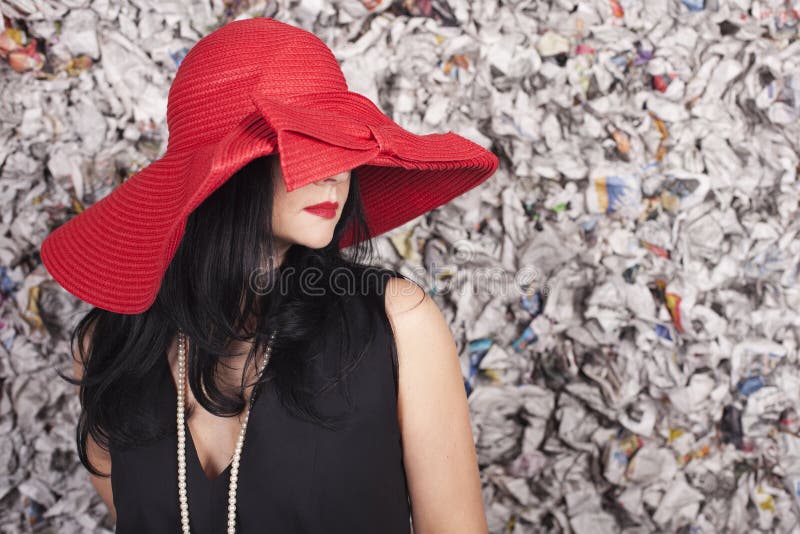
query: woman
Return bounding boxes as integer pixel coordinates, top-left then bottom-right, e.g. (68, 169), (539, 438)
(42, 17), (498, 534)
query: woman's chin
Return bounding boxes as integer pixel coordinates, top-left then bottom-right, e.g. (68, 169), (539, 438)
(294, 233), (335, 250)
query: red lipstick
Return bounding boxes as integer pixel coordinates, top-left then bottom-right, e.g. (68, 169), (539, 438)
(303, 201), (339, 219)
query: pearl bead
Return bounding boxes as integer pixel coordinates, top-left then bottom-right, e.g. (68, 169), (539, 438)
(175, 329), (275, 534)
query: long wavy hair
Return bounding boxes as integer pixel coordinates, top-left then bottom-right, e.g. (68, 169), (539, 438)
(59, 154), (410, 477)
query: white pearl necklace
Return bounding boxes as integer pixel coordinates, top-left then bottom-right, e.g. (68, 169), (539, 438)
(176, 330), (277, 534)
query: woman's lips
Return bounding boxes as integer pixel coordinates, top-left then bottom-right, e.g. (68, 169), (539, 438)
(303, 201), (338, 219)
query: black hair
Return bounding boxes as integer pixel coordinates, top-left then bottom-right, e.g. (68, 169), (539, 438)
(58, 155), (416, 477)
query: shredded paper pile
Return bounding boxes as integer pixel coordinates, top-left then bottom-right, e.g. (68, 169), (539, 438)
(1, 0), (799, 532)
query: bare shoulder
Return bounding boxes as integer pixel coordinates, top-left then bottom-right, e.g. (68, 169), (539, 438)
(382, 276), (455, 367)
(382, 276), (453, 360)
(382, 276), (489, 533)
(383, 276), (430, 319)
(382, 276), (455, 370)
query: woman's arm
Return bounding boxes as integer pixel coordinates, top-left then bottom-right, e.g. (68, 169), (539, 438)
(72, 327), (117, 524)
(384, 277), (488, 534)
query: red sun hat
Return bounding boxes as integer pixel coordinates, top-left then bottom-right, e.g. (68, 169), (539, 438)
(40, 17), (500, 315)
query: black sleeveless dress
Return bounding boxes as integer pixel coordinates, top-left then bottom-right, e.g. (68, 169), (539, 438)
(109, 281), (412, 533)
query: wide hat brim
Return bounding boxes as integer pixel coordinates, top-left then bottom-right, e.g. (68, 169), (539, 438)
(40, 89), (499, 314)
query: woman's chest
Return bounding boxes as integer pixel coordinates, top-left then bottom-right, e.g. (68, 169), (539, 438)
(111, 343), (410, 533)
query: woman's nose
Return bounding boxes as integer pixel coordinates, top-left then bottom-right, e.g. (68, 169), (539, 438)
(313, 172), (349, 186)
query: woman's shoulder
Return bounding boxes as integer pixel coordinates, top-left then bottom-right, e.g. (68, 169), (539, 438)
(344, 265), (415, 293)
(357, 268), (445, 341)
(337, 266), (428, 330)
(383, 276), (428, 318)
(347, 267), (423, 312)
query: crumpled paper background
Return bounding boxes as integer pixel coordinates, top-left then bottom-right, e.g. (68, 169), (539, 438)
(1, 0), (799, 532)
